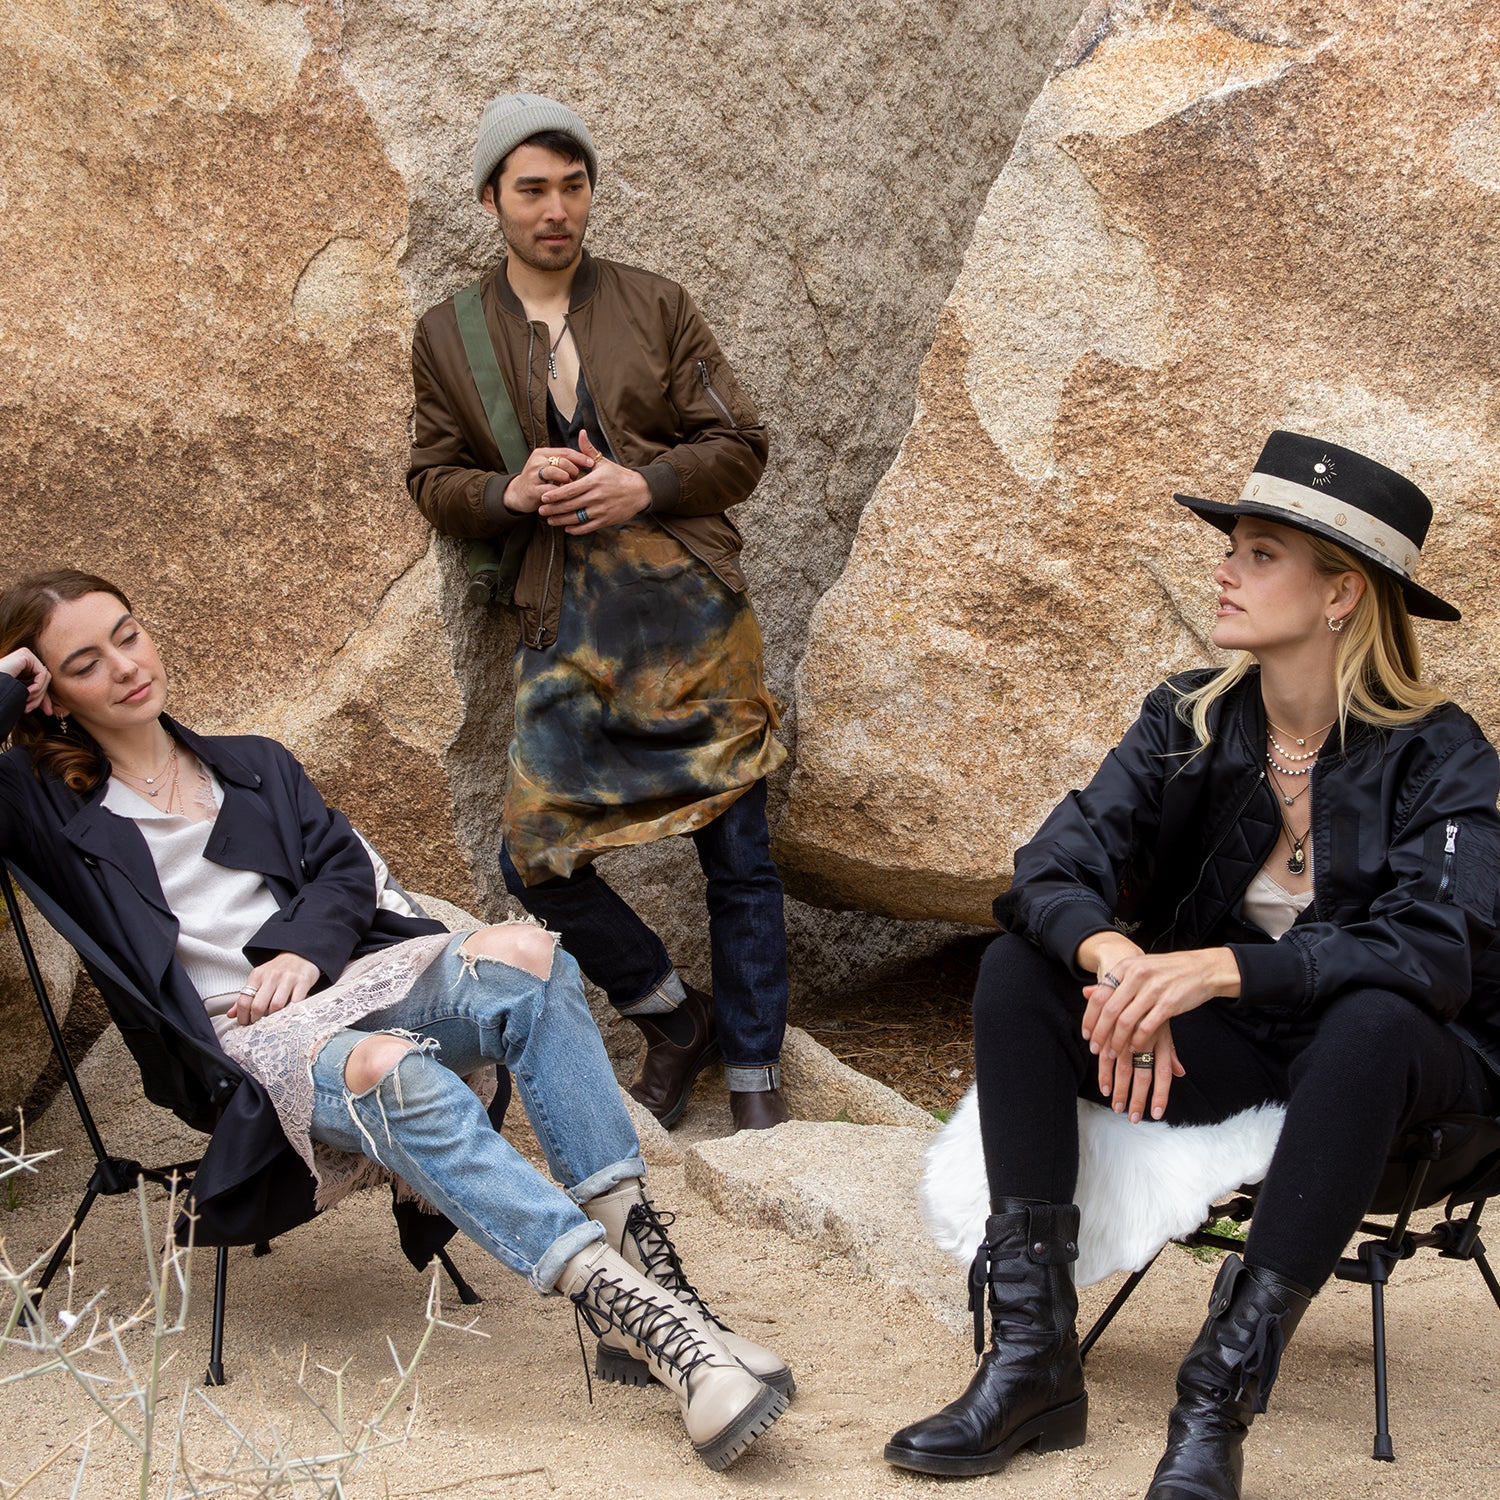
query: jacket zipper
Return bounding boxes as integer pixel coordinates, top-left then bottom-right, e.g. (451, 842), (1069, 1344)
(1437, 820), (1458, 901)
(697, 360), (736, 427)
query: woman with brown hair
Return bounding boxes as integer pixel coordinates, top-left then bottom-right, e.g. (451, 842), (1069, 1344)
(0, 569), (790, 1471)
(884, 433), (1500, 1498)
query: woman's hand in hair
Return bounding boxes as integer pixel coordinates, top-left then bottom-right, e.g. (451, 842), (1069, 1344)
(1081, 947), (1242, 1066)
(1100, 1019), (1184, 1122)
(0, 647), (53, 714)
(233, 953), (320, 1026)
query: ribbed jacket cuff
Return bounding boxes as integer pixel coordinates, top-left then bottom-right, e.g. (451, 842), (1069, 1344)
(481, 474), (525, 530)
(1040, 897), (1121, 978)
(1227, 939), (1310, 1010)
(640, 460), (679, 512)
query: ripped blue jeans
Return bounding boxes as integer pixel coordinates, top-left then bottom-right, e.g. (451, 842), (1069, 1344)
(308, 934), (644, 1293)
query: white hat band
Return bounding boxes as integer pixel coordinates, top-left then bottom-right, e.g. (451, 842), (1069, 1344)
(1238, 472), (1422, 579)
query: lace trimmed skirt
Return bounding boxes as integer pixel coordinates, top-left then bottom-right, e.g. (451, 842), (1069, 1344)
(219, 930), (497, 1211)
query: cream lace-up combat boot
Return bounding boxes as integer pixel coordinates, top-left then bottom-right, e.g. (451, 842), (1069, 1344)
(583, 1178), (795, 1396)
(555, 1240), (786, 1470)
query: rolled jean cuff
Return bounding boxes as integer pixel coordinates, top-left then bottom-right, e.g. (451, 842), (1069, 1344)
(568, 1155), (647, 1206)
(533, 1219), (607, 1295)
(616, 967), (686, 1017)
(724, 1063), (780, 1092)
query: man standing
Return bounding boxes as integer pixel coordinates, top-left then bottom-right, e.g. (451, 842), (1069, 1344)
(408, 95), (790, 1130)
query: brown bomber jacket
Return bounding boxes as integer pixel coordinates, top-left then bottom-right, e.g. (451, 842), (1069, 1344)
(407, 251), (770, 649)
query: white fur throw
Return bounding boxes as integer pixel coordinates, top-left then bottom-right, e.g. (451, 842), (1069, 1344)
(920, 1087), (1286, 1287)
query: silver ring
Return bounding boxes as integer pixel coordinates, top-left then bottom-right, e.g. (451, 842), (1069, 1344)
(1100, 972), (1121, 989)
(1132, 1051), (1155, 1069)
(576, 507), (589, 524)
(238, 986), (258, 997)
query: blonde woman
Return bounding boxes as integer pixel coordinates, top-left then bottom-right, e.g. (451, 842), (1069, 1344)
(885, 433), (1500, 1499)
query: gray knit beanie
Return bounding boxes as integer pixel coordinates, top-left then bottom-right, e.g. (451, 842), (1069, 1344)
(472, 94), (598, 200)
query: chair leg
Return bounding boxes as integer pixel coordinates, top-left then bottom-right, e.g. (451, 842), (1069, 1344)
(1080, 1254), (1158, 1361)
(1475, 1248), (1500, 1312)
(435, 1246), (482, 1306)
(32, 1188), (101, 1306)
(1369, 1279), (1394, 1461)
(205, 1244), (229, 1387)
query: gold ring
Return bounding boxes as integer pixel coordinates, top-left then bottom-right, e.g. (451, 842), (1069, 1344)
(1131, 1051), (1155, 1069)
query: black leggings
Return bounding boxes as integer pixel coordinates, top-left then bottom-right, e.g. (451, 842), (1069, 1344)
(972, 934), (1500, 1290)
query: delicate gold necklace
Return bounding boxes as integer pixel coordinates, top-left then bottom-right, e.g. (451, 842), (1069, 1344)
(113, 739), (178, 799)
(1265, 717), (1335, 747)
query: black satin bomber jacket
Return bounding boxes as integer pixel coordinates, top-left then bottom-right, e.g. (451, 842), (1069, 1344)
(993, 668), (1500, 1078)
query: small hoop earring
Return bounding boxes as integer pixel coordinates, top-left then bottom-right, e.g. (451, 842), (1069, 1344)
(1327, 615), (1345, 634)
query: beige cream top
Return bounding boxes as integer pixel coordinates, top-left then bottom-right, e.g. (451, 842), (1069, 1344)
(1242, 868), (1314, 941)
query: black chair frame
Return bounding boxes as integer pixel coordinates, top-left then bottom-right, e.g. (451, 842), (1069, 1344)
(1078, 1117), (1500, 1462)
(4, 862), (479, 1387)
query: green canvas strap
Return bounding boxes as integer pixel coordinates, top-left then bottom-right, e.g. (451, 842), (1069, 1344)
(452, 279), (532, 606)
(453, 281), (530, 474)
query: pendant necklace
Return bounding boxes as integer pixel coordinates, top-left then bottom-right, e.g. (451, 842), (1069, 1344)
(547, 321), (569, 381)
(1279, 811), (1311, 876)
(113, 739), (178, 800)
(1266, 716), (1335, 748)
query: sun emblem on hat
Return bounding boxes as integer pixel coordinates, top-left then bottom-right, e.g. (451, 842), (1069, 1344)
(1310, 455), (1336, 488)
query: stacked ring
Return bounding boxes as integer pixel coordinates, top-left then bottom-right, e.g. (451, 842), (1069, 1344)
(1131, 1051), (1155, 1069)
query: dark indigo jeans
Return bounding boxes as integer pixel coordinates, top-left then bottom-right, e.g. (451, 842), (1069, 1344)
(500, 779), (788, 1071)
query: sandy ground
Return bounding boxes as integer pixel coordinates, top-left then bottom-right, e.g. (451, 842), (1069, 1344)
(4, 1136), (1499, 1500)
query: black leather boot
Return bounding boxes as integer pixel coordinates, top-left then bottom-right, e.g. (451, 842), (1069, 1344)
(884, 1200), (1087, 1476)
(1145, 1254), (1313, 1500)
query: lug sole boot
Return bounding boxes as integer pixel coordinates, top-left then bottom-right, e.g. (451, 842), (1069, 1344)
(626, 985), (720, 1128)
(557, 1240), (786, 1471)
(884, 1201), (1087, 1477)
(584, 1179), (795, 1397)
(1145, 1254), (1312, 1500)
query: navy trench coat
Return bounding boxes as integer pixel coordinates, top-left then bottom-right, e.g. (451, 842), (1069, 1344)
(0, 672), (448, 1245)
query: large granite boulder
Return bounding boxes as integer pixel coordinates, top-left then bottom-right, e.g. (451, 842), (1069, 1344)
(0, 4), (1083, 1128)
(779, 0), (1500, 924)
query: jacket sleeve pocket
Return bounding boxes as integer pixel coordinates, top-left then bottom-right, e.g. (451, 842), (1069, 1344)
(1433, 819), (1499, 924)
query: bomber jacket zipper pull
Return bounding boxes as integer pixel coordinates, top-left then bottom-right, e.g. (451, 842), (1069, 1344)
(1437, 820), (1459, 901)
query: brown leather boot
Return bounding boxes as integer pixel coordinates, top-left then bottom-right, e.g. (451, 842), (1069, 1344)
(625, 985), (719, 1128)
(557, 1240), (786, 1470)
(729, 1087), (790, 1131)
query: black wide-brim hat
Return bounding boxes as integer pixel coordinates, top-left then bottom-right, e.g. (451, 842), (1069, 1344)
(1174, 430), (1459, 622)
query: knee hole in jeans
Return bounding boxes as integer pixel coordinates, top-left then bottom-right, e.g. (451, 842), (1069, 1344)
(460, 922), (556, 980)
(343, 1033), (421, 1095)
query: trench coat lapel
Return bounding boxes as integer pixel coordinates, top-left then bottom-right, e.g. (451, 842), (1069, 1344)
(60, 796), (179, 983)
(168, 719), (298, 889)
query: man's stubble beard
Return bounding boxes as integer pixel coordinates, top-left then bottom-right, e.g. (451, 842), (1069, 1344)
(499, 210), (589, 274)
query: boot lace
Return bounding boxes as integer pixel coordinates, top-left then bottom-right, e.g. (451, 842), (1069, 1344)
(1220, 1303), (1290, 1414)
(570, 1265), (718, 1385)
(967, 1237), (1041, 1360)
(624, 1200), (730, 1332)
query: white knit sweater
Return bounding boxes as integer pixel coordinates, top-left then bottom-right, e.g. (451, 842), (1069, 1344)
(101, 773), (279, 1037)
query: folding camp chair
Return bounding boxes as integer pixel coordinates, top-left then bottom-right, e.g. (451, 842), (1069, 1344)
(4, 859), (494, 1385)
(1078, 1112), (1500, 1461)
